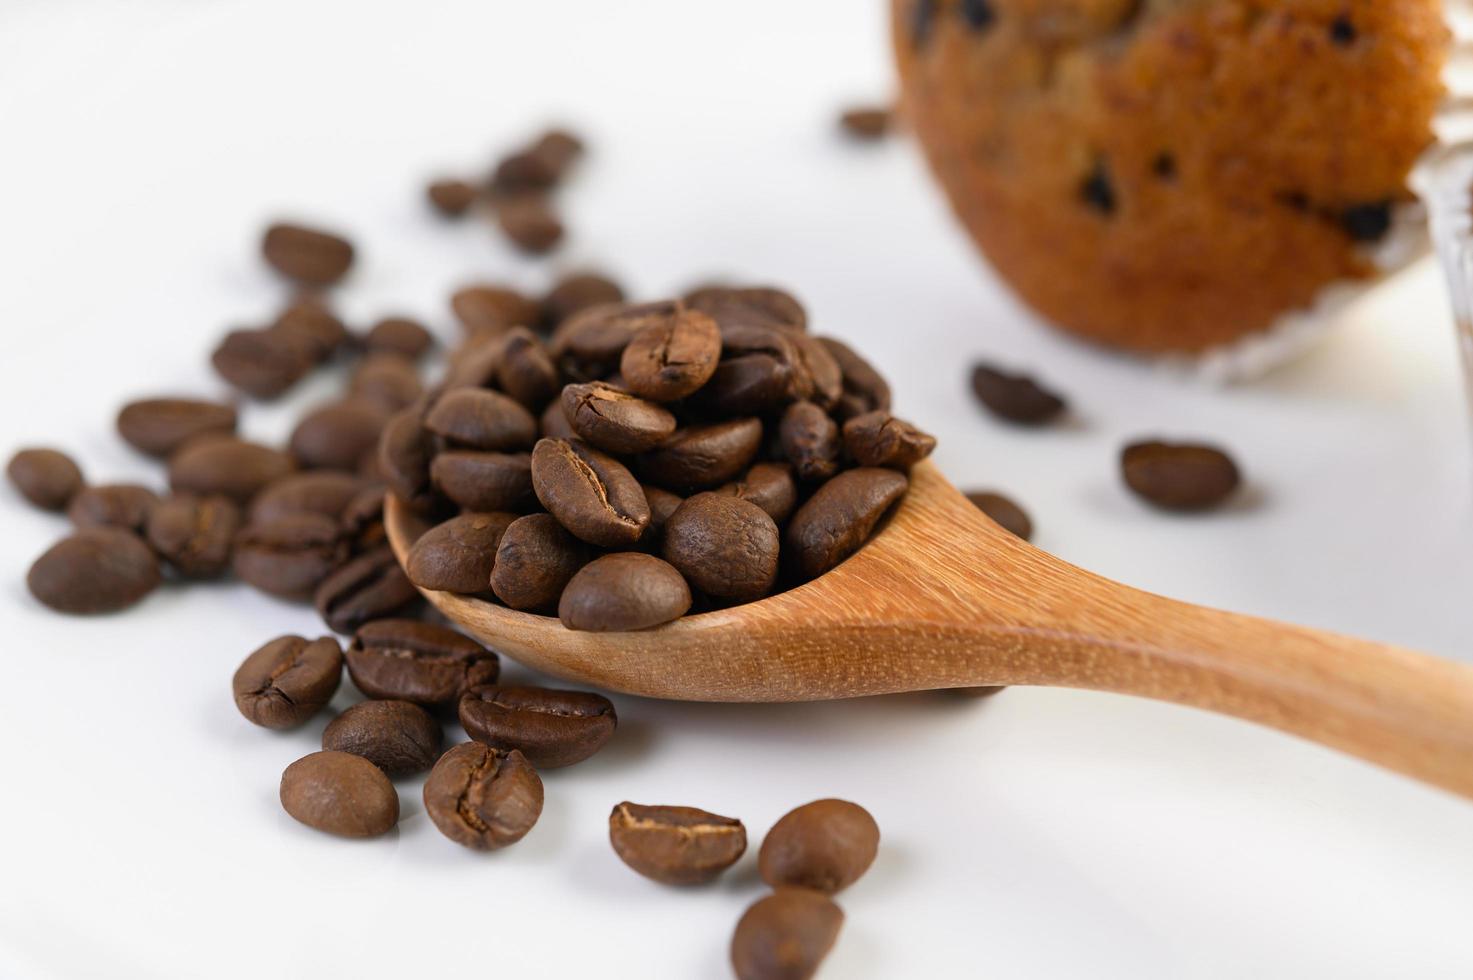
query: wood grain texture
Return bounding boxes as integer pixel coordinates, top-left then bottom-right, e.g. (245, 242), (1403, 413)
(388, 461), (1473, 799)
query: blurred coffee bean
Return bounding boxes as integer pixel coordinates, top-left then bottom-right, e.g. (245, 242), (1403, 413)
(66, 484), (157, 533)
(315, 546), (419, 634)
(250, 471), (368, 524)
(779, 402), (840, 482)
(684, 285), (807, 333)
(636, 483), (684, 551)
(27, 528), (161, 614)
(563, 381), (677, 454)
(496, 193), (563, 254)
(970, 363), (1066, 425)
(450, 284), (540, 335)
(363, 317), (433, 359)
(841, 411), (936, 470)
(425, 388), (538, 452)
(116, 398), (238, 458)
(232, 513), (349, 600)
(820, 336), (891, 421)
(839, 104), (892, 140)
(232, 635), (343, 729)
(550, 301), (670, 381)
(964, 490), (1032, 541)
(146, 493), (240, 577)
(496, 327), (561, 408)
(289, 400), (388, 472)
(539, 398), (577, 440)
(542, 272), (624, 329)
(261, 222), (355, 286)
(272, 299), (350, 362)
(378, 403), (437, 508)
(350, 353), (424, 412)
(169, 437), (296, 505)
(211, 328), (311, 399)
(7, 448), (84, 511)
(1121, 440), (1241, 511)
(426, 178), (477, 217)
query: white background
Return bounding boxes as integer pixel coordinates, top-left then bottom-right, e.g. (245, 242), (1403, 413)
(2, 2), (1472, 977)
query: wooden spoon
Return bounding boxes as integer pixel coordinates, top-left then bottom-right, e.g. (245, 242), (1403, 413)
(387, 461), (1473, 799)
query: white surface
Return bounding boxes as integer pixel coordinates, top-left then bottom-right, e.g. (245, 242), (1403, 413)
(2, 2), (1472, 978)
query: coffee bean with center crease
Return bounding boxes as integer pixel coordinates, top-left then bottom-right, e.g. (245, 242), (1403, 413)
(1121, 440), (1241, 511)
(346, 619), (499, 708)
(684, 285), (807, 334)
(732, 888), (844, 980)
(431, 451), (536, 513)
(531, 438), (650, 547)
(280, 751), (398, 838)
(67, 484), (158, 533)
(717, 463), (797, 524)
(663, 493), (779, 601)
(7, 448), (84, 511)
(785, 467), (908, 580)
(364, 317), (433, 359)
(609, 802), (748, 885)
(820, 336), (891, 421)
(425, 388), (538, 451)
(559, 553), (692, 631)
(250, 471), (369, 524)
(542, 272), (625, 329)
(496, 327), (561, 409)
(635, 483), (684, 551)
(459, 685), (617, 768)
(315, 546), (419, 634)
(965, 490), (1032, 541)
(490, 513), (590, 611)
(289, 399), (388, 472)
(116, 398), (238, 458)
(497, 193), (563, 254)
(169, 437), (296, 505)
(27, 528), (161, 614)
(405, 511), (516, 593)
(563, 381), (677, 454)
(550, 301), (672, 381)
(451, 284), (541, 336)
(779, 402), (840, 482)
(423, 742), (543, 850)
(272, 300), (351, 362)
(233, 634), (342, 729)
(970, 363), (1067, 424)
(233, 513), (349, 600)
(261, 222), (355, 286)
(696, 324), (806, 415)
(617, 306), (722, 402)
(841, 411), (936, 470)
(146, 493), (240, 577)
(211, 328), (311, 399)
(321, 700), (443, 777)
(759, 799), (880, 894)
(638, 418), (763, 492)
(378, 402), (437, 508)
(351, 353), (424, 413)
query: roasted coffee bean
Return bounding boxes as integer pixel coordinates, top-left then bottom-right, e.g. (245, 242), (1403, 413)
(779, 402), (840, 482)
(495, 327), (561, 408)
(364, 317), (433, 359)
(27, 528), (161, 614)
(66, 484), (157, 533)
(341, 485), (388, 551)
(965, 490), (1032, 541)
(731, 888), (844, 980)
(542, 272), (625, 329)
(459, 685), (616, 768)
(423, 743), (543, 850)
(841, 411), (936, 470)
(350, 353), (424, 412)
(211, 328), (311, 399)
(169, 437), (296, 504)
(717, 463), (797, 524)
(116, 398), (238, 458)
(1121, 440), (1241, 511)
(559, 553), (691, 631)
(539, 397), (577, 440)
(250, 471), (369, 524)
(696, 324), (805, 415)
(233, 513), (347, 600)
(315, 546), (419, 633)
(232, 635), (343, 729)
(563, 382), (677, 454)
(785, 467), (907, 580)
(609, 802), (747, 885)
(431, 451), (536, 513)
(426, 178), (477, 217)
(759, 799), (880, 894)
(792, 333), (843, 409)
(497, 193), (563, 254)
(289, 400), (388, 472)
(970, 363), (1067, 424)
(404, 512), (515, 593)
(531, 128), (584, 176)
(451, 284), (541, 335)
(617, 306), (722, 402)
(636, 483), (684, 550)
(531, 438), (650, 547)
(321, 700), (443, 777)
(685, 285), (807, 333)
(378, 404), (437, 507)
(346, 619), (499, 707)
(638, 418), (763, 492)
(280, 751), (398, 838)
(261, 222), (355, 286)
(444, 334), (505, 388)
(490, 513), (589, 611)
(272, 299), (351, 362)
(491, 150), (559, 192)
(820, 337), (891, 421)
(146, 493), (240, 577)
(839, 105), (892, 140)
(550, 301), (670, 380)
(663, 493), (779, 601)
(425, 388), (538, 451)
(7, 448), (84, 511)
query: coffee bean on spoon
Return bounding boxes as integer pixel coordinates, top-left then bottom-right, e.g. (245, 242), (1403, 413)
(970, 362), (1066, 424)
(609, 802), (748, 885)
(758, 798), (880, 894)
(716, 463), (797, 524)
(684, 285), (807, 334)
(430, 451), (536, 513)
(232, 513), (349, 600)
(635, 483), (684, 552)
(731, 888), (844, 980)
(261, 222), (355, 287)
(232, 635), (343, 729)
(315, 546), (419, 634)
(820, 336), (891, 421)
(425, 388), (538, 451)
(423, 742), (543, 850)
(965, 490), (1032, 541)
(404, 512), (516, 594)
(169, 437), (296, 505)
(116, 398), (238, 458)
(542, 271), (625, 329)
(617, 305), (722, 401)
(289, 399), (388, 472)
(550, 300), (672, 381)
(66, 484), (158, 534)
(27, 528), (161, 614)
(530, 438), (650, 547)
(662, 493), (779, 602)
(146, 493), (241, 577)
(637, 418), (763, 492)
(490, 513), (589, 611)
(1121, 440), (1242, 511)
(539, 398), (577, 440)
(841, 411), (936, 470)
(785, 467), (908, 581)
(695, 323), (806, 415)
(562, 381), (677, 454)
(378, 403), (438, 509)
(779, 401), (840, 482)
(496, 327), (561, 409)
(7, 448), (84, 511)
(321, 700), (443, 777)
(280, 751), (398, 839)
(345, 619), (499, 708)
(558, 553), (692, 631)
(458, 685), (617, 768)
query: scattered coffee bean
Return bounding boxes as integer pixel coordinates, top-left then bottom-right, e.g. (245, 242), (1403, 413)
(497, 193), (563, 254)
(965, 490), (1032, 541)
(731, 888), (844, 980)
(970, 363), (1067, 424)
(820, 337), (891, 421)
(1121, 440), (1241, 511)
(638, 418), (763, 491)
(451, 284), (541, 336)
(426, 178), (477, 217)
(211, 328), (311, 399)
(116, 398), (238, 458)
(232, 513), (349, 600)
(272, 300), (351, 362)
(321, 700), (443, 777)
(289, 399), (388, 472)
(280, 751), (398, 838)
(759, 798), (879, 894)
(559, 552), (692, 631)
(618, 306), (722, 402)
(431, 451), (536, 513)
(839, 105), (892, 140)
(405, 511), (516, 593)
(543, 272), (625, 329)
(490, 513), (589, 611)
(66, 483), (157, 533)
(717, 463), (797, 524)
(364, 317), (433, 359)
(250, 471), (368, 524)
(350, 353), (424, 412)
(609, 802), (748, 885)
(563, 381), (677, 454)
(232, 635), (343, 729)
(663, 493), (779, 601)
(531, 438), (650, 547)
(345, 619), (499, 707)
(315, 546), (419, 633)
(685, 285), (807, 334)
(422, 742), (543, 850)
(425, 387), (538, 452)
(459, 685), (617, 768)
(169, 437), (296, 504)
(261, 222), (355, 286)
(785, 468), (907, 580)
(841, 411), (936, 470)
(7, 447), (84, 511)
(27, 528), (161, 614)
(779, 402), (841, 482)
(146, 493), (241, 577)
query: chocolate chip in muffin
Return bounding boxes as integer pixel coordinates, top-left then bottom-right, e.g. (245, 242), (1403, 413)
(1330, 16), (1357, 46)
(1080, 162), (1116, 215)
(960, 0), (996, 31)
(1342, 201), (1392, 242)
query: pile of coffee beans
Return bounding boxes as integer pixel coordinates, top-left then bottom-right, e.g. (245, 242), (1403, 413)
(426, 128), (584, 254)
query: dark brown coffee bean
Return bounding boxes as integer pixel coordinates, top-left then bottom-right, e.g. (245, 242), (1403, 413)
(490, 513), (589, 611)
(636, 483), (684, 551)
(211, 328), (311, 399)
(458, 685), (616, 768)
(233, 513), (350, 600)
(350, 353), (424, 412)
(451, 284), (541, 335)
(779, 402), (840, 482)
(443, 338), (502, 391)
(341, 485), (388, 552)
(732, 889), (843, 980)
(662, 493), (779, 601)
(280, 751), (398, 838)
(558, 553), (692, 631)
(609, 802), (748, 885)
(685, 285), (807, 333)
(696, 324), (805, 415)
(563, 382), (677, 454)
(289, 400), (388, 472)
(785, 468), (907, 580)
(261, 222), (355, 286)
(539, 397), (577, 440)
(638, 418), (763, 491)
(423, 742), (543, 850)
(965, 490), (1032, 541)
(495, 327), (561, 408)
(841, 411), (936, 470)
(550, 301), (671, 380)
(759, 799), (880, 894)
(146, 493), (241, 577)
(839, 104), (892, 139)
(820, 337), (891, 421)
(792, 333), (844, 409)
(431, 451), (536, 513)
(272, 299), (351, 362)
(116, 398), (238, 458)
(27, 528), (161, 614)
(490, 150), (559, 192)
(542, 272), (624, 329)
(531, 128), (584, 175)
(617, 306), (722, 402)
(250, 471), (369, 524)
(66, 484), (157, 533)
(315, 546), (419, 633)
(321, 700), (443, 777)
(169, 437), (296, 504)
(378, 404), (437, 507)
(425, 388), (538, 451)
(497, 193), (563, 254)
(717, 463), (797, 524)
(531, 438), (650, 547)
(346, 619), (499, 707)
(970, 363), (1067, 424)
(7, 448), (84, 511)
(404, 512), (516, 593)
(1121, 440), (1241, 511)
(232, 634), (343, 729)
(426, 178), (477, 217)
(364, 317), (433, 359)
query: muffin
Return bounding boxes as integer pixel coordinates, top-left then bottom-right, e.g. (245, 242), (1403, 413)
(892, 0), (1448, 357)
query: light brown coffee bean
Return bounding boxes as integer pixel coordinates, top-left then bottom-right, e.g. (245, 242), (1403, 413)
(66, 484), (158, 533)
(116, 398), (238, 458)
(27, 528), (161, 614)
(350, 353), (424, 412)
(211, 328), (311, 399)
(146, 493), (241, 577)
(490, 513), (589, 611)
(563, 381), (677, 454)
(280, 751), (398, 838)
(425, 388), (538, 451)
(531, 438), (650, 547)
(346, 619), (500, 707)
(558, 553), (692, 631)
(609, 802), (748, 885)
(685, 285), (807, 333)
(458, 685), (617, 768)
(431, 451), (536, 513)
(663, 493), (779, 601)
(638, 418), (763, 491)
(404, 512), (517, 594)
(423, 742), (543, 850)
(168, 437), (296, 505)
(841, 411), (936, 470)
(321, 700), (443, 777)
(785, 468), (907, 581)
(1121, 440), (1241, 511)
(233, 635), (343, 729)
(617, 306), (722, 402)
(759, 798), (880, 894)
(289, 399), (388, 472)
(716, 463), (797, 524)
(364, 317), (433, 359)
(970, 363), (1067, 425)
(261, 222), (355, 286)
(731, 888), (844, 980)
(839, 104), (892, 140)
(7, 448), (84, 511)
(272, 299), (351, 362)
(496, 193), (563, 254)
(779, 402), (840, 482)
(542, 272), (624, 329)
(450, 284), (541, 335)
(426, 178), (477, 217)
